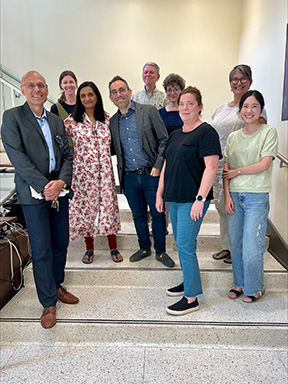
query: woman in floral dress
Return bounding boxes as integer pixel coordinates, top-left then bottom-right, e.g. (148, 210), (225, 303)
(65, 81), (121, 263)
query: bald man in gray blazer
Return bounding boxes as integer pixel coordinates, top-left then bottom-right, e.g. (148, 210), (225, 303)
(1, 70), (78, 329)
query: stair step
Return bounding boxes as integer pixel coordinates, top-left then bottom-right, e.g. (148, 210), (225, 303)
(65, 249), (282, 272)
(1, 269), (287, 348)
(68, 235), (222, 253)
(1, 319), (286, 350)
(119, 207), (219, 223)
(20, 267), (287, 291)
(68, 232), (269, 252)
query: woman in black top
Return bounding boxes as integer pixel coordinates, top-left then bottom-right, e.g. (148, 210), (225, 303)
(50, 70), (78, 120)
(156, 86), (221, 316)
(159, 73), (185, 135)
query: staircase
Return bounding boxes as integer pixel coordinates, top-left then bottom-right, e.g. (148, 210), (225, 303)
(1, 196), (287, 383)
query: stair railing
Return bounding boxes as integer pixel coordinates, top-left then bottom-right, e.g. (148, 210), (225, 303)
(277, 152), (288, 168)
(0, 66), (55, 111)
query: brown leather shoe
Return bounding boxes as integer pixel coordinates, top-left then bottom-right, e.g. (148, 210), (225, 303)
(57, 286), (79, 304)
(41, 306), (56, 329)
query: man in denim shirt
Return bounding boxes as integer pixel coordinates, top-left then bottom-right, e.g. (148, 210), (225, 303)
(109, 75), (174, 267)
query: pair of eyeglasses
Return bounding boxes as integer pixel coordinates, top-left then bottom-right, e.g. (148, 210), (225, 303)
(110, 87), (128, 96)
(21, 83), (47, 90)
(166, 87), (181, 94)
(231, 77), (248, 85)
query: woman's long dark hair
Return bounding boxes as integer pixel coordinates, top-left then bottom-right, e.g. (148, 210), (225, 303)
(72, 81), (105, 123)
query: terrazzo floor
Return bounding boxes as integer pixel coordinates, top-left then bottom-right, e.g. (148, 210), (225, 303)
(1, 345), (287, 384)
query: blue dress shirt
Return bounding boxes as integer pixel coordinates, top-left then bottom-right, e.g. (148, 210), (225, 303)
(32, 108), (56, 172)
(118, 101), (150, 171)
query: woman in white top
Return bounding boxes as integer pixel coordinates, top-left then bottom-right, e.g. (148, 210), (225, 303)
(211, 65), (267, 264)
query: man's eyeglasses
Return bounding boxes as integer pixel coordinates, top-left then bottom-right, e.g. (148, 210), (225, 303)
(231, 77), (248, 85)
(166, 87), (181, 94)
(21, 83), (47, 90)
(110, 87), (128, 96)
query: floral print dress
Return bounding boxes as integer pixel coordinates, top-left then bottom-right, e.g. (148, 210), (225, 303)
(65, 112), (120, 240)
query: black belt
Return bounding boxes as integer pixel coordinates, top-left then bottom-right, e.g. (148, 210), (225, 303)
(125, 168), (151, 175)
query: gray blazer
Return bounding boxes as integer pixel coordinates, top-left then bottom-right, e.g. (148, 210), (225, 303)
(1, 102), (73, 204)
(110, 101), (168, 188)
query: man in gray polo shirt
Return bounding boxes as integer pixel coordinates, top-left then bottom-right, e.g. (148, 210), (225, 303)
(108, 75), (174, 268)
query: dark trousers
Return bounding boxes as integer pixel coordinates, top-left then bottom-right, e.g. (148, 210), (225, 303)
(22, 197), (69, 308)
(123, 172), (166, 254)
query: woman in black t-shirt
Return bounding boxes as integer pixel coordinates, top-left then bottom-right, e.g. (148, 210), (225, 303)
(50, 70), (78, 120)
(50, 70), (78, 151)
(156, 86), (221, 316)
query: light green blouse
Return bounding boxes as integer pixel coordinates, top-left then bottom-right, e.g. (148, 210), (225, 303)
(224, 124), (278, 193)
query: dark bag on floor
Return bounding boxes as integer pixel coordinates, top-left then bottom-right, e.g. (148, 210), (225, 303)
(3, 193), (26, 228)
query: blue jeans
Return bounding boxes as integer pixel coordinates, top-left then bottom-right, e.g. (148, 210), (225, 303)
(123, 172), (166, 254)
(169, 201), (210, 297)
(227, 192), (269, 296)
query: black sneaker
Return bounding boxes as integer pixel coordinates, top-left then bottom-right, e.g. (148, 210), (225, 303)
(166, 297), (199, 316)
(166, 282), (184, 297)
(129, 249), (151, 262)
(156, 252), (175, 267)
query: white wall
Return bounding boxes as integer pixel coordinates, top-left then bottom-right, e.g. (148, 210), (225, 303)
(238, 0), (288, 242)
(1, 0), (287, 241)
(1, 0), (243, 120)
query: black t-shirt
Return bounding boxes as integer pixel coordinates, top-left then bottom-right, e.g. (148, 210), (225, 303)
(163, 122), (222, 203)
(50, 102), (75, 117)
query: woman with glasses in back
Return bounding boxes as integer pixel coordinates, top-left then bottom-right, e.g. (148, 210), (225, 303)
(211, 64), (267, 264)
(158, 74), (186, 233)
(159, 73), (185, 136)
(64, 81), (122, 264)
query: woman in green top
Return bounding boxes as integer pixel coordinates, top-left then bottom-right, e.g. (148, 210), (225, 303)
(223, 90), (278, 303)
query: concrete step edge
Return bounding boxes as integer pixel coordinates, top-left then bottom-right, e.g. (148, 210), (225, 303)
(1, 321), (286, 349)
(20, 268), (288, 290)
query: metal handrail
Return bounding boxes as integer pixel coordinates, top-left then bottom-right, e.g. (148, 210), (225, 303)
(0, 187), (16, 208)
(0, 78), (21, 95)
(1, 66), (22, 85)
(277, 153), (288, 168)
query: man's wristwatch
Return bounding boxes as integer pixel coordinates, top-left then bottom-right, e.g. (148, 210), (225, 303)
(195, 195), (206, 202)
(238, 169), (241, 175)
